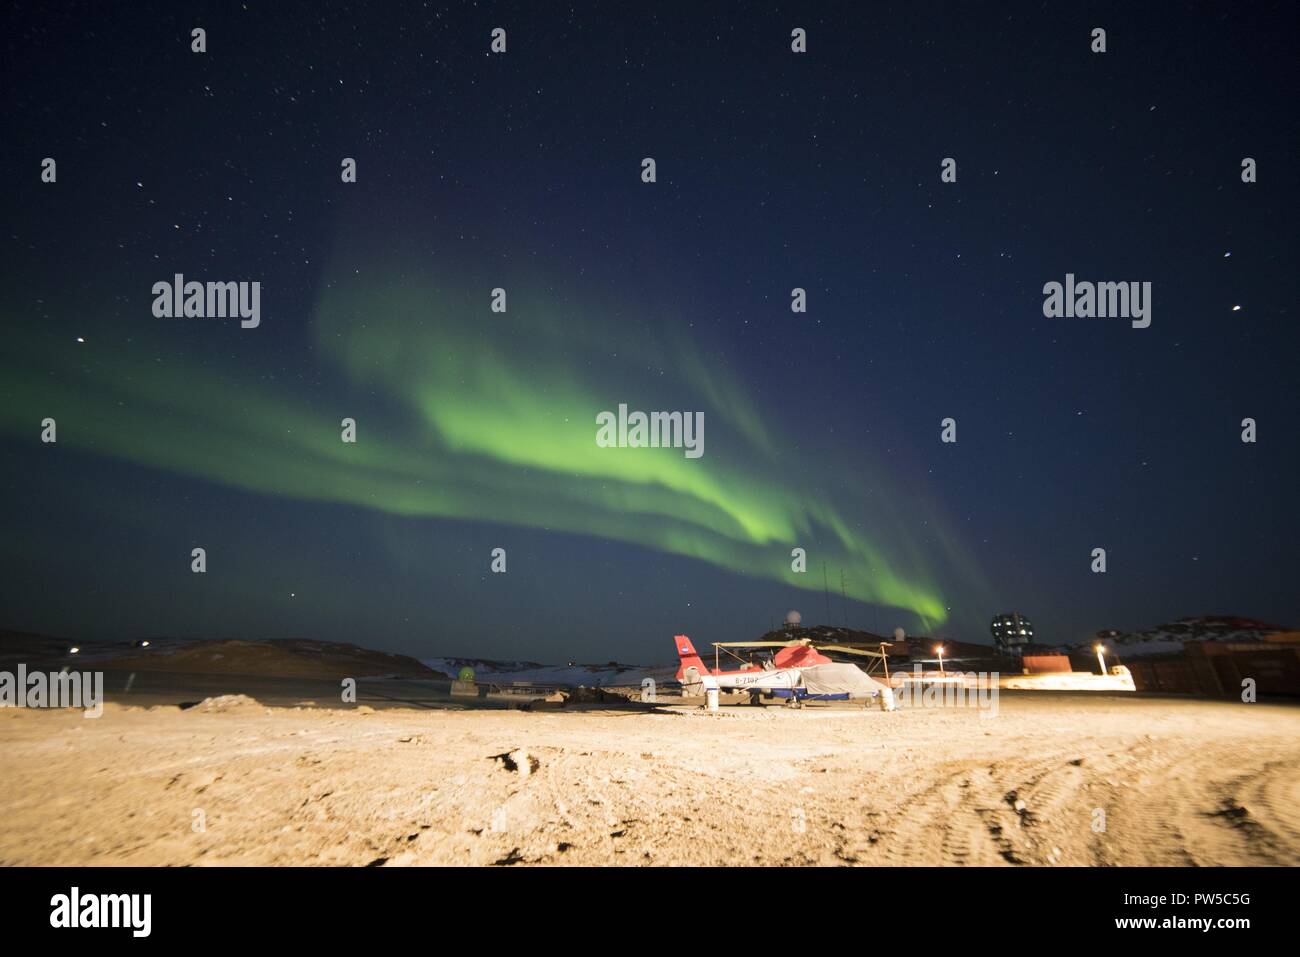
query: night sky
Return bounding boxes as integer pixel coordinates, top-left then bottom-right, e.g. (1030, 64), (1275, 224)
(2, 2), (1297, 663)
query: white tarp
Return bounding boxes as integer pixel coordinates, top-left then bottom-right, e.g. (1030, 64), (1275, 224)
(799, 663), (889, 698)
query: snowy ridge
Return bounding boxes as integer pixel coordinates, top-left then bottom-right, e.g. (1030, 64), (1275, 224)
(423, 657), (674, 688)
(1075, 616), (1291, 658)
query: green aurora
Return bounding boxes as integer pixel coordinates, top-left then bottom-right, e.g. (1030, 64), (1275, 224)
(2, 263), (972, 628)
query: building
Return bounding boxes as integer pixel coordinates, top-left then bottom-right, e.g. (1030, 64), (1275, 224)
(990, 613), (1034, 656)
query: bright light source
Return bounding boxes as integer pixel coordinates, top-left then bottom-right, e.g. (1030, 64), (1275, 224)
(69, 646), (80, 655)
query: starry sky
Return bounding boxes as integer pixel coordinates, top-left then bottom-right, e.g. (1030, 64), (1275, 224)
(2, 2), (1297, 663)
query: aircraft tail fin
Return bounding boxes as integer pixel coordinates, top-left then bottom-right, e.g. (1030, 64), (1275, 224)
(674, 634), (711, 686)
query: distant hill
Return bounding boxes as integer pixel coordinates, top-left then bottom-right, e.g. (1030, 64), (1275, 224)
(1070, 616), (1293, 658)
(0, 631), (445, 679)
(0, 631), (70, 665)
(760, 618), (1300, 665)
(424, 657), (666, 687)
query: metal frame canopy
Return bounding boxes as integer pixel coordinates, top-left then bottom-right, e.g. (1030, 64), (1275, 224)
(710, 638), (890, 677)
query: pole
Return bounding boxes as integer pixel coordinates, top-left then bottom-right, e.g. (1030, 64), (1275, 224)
(822, 562), (830, 625)
(839, 569), (848, 626)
